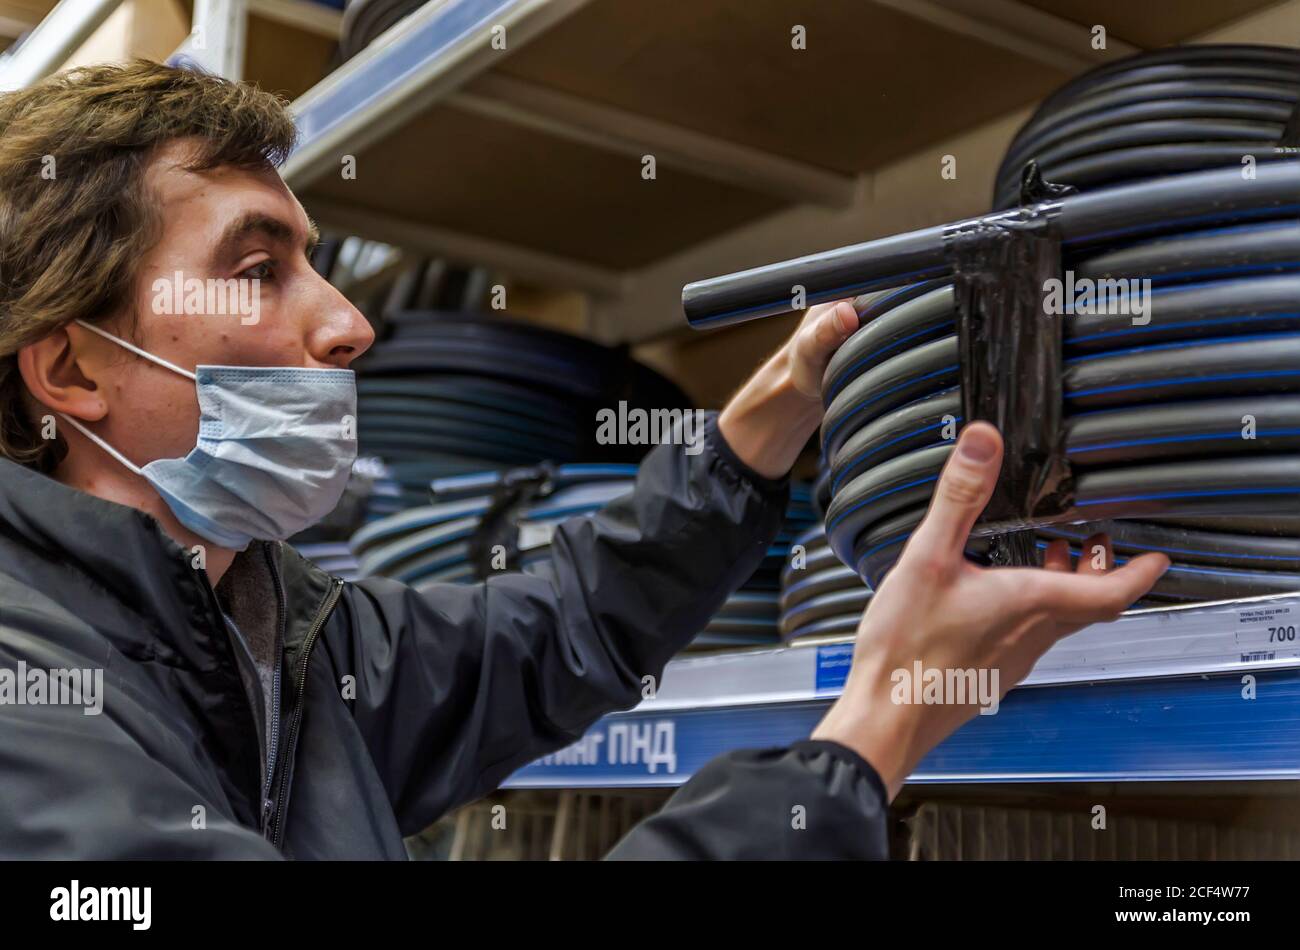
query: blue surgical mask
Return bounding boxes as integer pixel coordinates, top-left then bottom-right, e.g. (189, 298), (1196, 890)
(59, 320), (358, 551)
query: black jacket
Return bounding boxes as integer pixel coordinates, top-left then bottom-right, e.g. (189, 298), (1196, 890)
(0, 416), (887, 859)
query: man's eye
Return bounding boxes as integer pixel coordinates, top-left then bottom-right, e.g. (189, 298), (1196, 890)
(241, 260), (275, 281)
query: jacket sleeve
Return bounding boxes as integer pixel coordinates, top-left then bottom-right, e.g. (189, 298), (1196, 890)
(606, 740), (892, 860)
(336, 413), (789, 834)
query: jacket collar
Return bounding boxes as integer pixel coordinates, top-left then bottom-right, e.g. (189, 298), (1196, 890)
(0, 456), (335, 672)
(0, 456), (344, 829)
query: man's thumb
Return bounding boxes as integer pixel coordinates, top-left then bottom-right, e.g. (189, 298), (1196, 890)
(909, 422), (1004, 559)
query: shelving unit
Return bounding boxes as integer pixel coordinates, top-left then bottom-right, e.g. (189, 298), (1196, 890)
(273, 0), (1296, 346)
(9, 0), (1294, 345)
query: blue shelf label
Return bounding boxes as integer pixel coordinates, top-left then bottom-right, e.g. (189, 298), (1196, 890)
(815, 642), (855, 693)
(506, 668), (1300, 788)
(506, 705), (828, 787)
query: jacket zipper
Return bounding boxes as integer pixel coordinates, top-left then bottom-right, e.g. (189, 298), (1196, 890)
(196, 570), (270, 830)
(269, 576), (343, 848)
(260, 546), (288, 835)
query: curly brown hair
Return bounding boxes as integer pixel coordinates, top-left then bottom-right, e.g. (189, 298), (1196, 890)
(0, 59), (297, 471)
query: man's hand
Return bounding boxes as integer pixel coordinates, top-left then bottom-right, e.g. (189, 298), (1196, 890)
(717, 299), (859, 479)
(812, 422), (1171, 800)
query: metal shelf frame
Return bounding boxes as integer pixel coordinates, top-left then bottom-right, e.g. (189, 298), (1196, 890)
(506, 592), (1300, 788)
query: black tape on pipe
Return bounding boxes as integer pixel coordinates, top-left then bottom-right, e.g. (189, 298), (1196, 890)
(946, 165), (1074, 552)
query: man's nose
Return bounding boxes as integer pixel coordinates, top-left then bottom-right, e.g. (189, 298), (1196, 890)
(307, 274), (375, 369)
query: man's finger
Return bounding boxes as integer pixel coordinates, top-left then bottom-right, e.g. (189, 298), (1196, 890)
(1025, 552), (1171, 626)
(802, 300), (841, 321)
(1043, 538), (1071, 572)
(785, 300), (859, 400)
(907, 422), (1004, 563)
(798, 300), (858, 363)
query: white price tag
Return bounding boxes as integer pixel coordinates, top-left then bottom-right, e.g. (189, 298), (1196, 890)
(1237, 603), (1297, 664)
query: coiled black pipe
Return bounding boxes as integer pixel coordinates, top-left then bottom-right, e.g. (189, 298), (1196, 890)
(689, 45), (1300, 602)
(821, 221), (1300, 596)
(779, 525), (871, 641)
(994, 45), (1300, 209)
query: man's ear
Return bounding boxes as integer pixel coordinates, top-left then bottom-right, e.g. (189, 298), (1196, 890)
(17, 323), (109, 424)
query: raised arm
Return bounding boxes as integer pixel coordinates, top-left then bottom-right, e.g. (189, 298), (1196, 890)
(332, 302), (863, 834)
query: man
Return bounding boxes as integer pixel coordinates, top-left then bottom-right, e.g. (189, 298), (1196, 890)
(0, 62), (1168, 859)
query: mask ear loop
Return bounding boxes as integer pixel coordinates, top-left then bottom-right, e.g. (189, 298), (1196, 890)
(74, 319), (198, 381)
(56, 413), (147, 476)
(55, 320), (199, 475)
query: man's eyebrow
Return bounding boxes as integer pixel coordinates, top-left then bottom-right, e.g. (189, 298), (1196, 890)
(210, 212), (321, 265)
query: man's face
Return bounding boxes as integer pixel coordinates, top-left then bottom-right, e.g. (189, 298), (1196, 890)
(84, 137), (373, 469)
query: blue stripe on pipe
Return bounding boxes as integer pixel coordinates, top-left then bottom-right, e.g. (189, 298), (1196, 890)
(826, 476), (940, 535)
(822, 365), (959, 445)
(826, 323), (956, 400)
(1069, 311), (1300, 346)
(1065, 330), (1300, 364)
(1071, 369), (1300, 398)
(1036, 536), (1300, 565)
(832, 427), (957, 494)
(1068, 428), (1300, 454)
(1064, 202), (1300, 248)
(1078, 487), (1300, 506)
